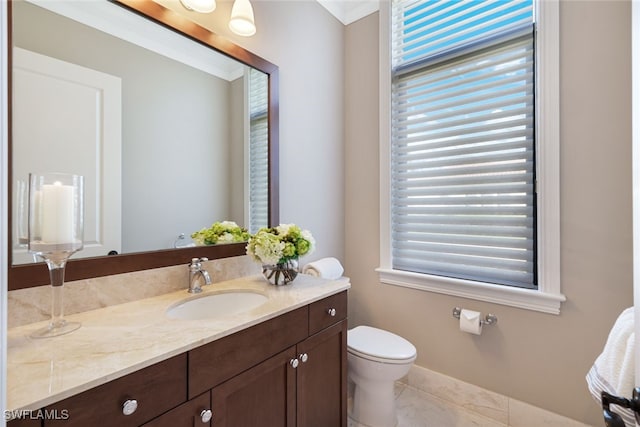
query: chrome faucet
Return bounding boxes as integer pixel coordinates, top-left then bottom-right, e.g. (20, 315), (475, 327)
(188, 257), (211, 293)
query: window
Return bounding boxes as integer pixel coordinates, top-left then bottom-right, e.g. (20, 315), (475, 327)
(378, 0), (564, 314)
(248, 68), (269, 233)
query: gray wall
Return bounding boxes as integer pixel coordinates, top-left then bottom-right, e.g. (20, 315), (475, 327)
(344, 2), (632, 426)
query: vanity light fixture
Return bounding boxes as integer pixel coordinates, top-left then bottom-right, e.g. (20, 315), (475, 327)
(179, 0), (257, 37)
(179, 0), (216, 14)
(229, 0), (257, 37)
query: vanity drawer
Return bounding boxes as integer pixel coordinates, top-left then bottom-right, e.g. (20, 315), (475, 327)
(45, 354), (187, 427)
(188, 306), (308, 399)
(309, 291), (348, 335)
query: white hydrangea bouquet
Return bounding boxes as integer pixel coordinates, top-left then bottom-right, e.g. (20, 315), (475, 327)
(246, 223), (315, 265)
(191, 221), (250, 245)
(246, 224), (315, 285)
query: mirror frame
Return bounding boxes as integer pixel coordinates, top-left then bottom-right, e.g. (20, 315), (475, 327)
(7, 0), (279, 291)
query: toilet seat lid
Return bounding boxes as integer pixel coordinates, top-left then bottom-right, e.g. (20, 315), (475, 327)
(348, 326), (416, 361)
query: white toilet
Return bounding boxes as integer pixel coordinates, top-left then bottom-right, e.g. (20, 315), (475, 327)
(347, 325), (417, 427)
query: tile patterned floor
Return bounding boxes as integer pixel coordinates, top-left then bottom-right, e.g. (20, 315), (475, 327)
(348, 382), (596, 427)
(348, 383), (507, 427)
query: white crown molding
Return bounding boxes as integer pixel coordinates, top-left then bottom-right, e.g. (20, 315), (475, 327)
(317, 0), (379, 25)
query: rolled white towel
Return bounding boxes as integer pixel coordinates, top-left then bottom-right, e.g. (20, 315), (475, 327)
(302, 257), (344, 280)
(586, 307), (635, 427)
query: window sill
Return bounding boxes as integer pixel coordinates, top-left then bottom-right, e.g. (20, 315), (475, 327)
(376, 268), (566, 315)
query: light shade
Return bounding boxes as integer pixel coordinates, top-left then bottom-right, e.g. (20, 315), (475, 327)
(180, 0), (216, 13)
(229, 0), (256, 37)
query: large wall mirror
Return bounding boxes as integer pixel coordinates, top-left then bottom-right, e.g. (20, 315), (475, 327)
(8, 0), (279, 290)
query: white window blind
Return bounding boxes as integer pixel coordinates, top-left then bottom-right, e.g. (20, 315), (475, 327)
(391, 0), (536, 289)
(249, 68), (269, 233)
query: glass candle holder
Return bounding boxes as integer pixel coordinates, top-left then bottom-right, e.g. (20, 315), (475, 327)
(28, 172), (84, 338)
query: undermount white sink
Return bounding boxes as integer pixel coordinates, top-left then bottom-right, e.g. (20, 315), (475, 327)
(166, 290), (269, 320)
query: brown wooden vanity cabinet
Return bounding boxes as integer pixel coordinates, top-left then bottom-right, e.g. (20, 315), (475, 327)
(210, 319), (347, 427)
(193, 291), (348, 427)
(34, 291), (347, 427)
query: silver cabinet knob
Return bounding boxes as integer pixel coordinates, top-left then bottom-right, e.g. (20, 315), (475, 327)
(290, 358), (299, 368)
(299, 353), (309, 363)
(327, 308), (337, 317)
(122, 399), (138, 416)
(200, 409), (213, 423)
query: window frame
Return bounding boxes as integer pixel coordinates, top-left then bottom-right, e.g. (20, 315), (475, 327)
(378, 0), (564, 314)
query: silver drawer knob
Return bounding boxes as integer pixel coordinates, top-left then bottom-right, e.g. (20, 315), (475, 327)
(299, 353), (309, 363)
(290, 358), (299, 368)
(200, 409), (213, 423)
(327, 308), (337, 317)
(122, 399), (138, 416)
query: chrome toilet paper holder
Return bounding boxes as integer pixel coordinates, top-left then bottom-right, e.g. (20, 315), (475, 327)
(452, 307), (498, 326)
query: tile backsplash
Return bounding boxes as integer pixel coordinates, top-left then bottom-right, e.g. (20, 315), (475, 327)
(8, 255), (260, 329)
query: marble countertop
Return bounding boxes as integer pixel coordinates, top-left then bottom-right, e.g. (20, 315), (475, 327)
(7, 274), (350, 412)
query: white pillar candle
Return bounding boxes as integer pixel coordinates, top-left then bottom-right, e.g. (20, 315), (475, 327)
(41, 181), (75, 244)
(32, 189), (42, 240)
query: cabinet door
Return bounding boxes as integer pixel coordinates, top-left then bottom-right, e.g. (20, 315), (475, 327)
(142, 392), (211, 427)
(211, 347), (297, 427)
(296, 320), (347, 427)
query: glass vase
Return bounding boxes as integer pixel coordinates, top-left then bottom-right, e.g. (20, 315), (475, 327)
(28, 172), (84, 338)
(262, 258), (299, 286)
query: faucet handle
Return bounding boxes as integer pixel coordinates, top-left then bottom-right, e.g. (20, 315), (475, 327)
(199, 257), (209, 263)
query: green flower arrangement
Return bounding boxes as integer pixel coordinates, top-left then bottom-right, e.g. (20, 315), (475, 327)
(246, 223), (315, 265)
(191, 221), (250, 245)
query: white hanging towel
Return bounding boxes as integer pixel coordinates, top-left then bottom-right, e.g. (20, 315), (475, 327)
(302, 257), (344, 280)
(586, 306), (635, 427)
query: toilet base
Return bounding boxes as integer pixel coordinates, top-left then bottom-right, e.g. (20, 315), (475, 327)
(349, 380), (398, 427)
